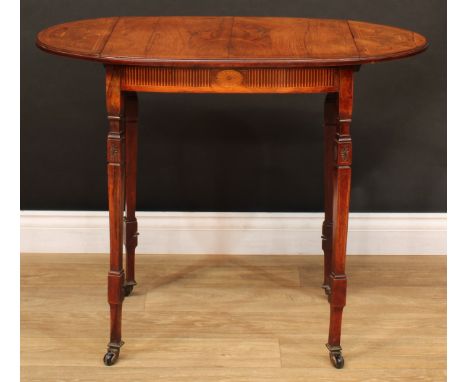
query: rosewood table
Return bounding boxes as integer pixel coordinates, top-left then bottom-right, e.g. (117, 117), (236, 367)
(36, 16), (427, 368)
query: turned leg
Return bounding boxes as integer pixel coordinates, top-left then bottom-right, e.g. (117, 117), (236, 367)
(103, 65), (126, 366)
(123, 92), (139, 297)
(326, 69), (354, 369)
(321, 93), (338, 296)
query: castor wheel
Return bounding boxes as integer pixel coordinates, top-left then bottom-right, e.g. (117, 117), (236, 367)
(329, 351), (345, 369)
(103, 348), (120, 366)
(123, 284), (134, 297)
(321, 284), (331, 296)
(326, 344), (344, 369)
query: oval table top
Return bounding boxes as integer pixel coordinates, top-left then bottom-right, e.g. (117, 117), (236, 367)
(36, 16), (428, 68)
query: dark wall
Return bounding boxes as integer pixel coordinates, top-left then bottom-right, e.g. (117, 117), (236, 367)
(21, 0), (446, 212)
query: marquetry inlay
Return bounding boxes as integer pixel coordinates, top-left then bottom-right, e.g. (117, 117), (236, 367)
(121, 66), (338, 93)
(214, 69), (244, 87)
(336, 141), (352, 166)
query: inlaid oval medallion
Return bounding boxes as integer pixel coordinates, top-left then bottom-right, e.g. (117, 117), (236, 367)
(215, 70), (244, 87)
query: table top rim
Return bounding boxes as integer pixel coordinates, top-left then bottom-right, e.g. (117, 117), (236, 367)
(36, 16), (428, 68)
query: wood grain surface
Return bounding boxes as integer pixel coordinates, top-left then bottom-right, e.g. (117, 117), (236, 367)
(21, 253), (446, 382)
(36, 16), (428, 67)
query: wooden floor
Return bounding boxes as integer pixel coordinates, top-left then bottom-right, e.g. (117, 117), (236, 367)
(21, 254), (446, 382)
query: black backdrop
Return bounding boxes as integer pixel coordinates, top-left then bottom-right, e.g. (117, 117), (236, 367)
(21, 0), (446, 212)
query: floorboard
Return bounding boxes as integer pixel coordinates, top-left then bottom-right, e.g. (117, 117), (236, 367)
(21, 254), (446, 382)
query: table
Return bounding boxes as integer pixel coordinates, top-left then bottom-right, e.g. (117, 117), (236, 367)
(36, 16), (427, 368)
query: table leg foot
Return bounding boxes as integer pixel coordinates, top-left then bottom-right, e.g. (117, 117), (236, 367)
(321, 284), (331, 296)
(103, 341), (123, 366)
(123, 281), (136, 297)
(326, 344), (344, 369)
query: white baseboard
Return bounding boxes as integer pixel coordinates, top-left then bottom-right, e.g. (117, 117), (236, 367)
(20, 211), (446, 255)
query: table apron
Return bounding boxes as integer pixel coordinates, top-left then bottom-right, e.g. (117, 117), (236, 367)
(120, 66), (339, 94)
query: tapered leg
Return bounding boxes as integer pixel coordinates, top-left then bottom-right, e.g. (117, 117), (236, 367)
(322, 93), (338, 296)
(325, 69), (354, 369)
(123, 92), (139, 297)
(103, 65), (126, 366)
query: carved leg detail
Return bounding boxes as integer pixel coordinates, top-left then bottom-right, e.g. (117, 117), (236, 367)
(104, 65), (126, 366)
(325, 69), (354, 369)
(124, 92), (139, 297)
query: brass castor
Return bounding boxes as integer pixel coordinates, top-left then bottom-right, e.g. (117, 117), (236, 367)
(103, 342), (123, 366)
(103, 348), (119, 366)
(326, 344), (344, 369)
(329, 351), (345, 369)
(321, 284), (331, 296)
(123, 281), (136, 297)
(123, 284), (134, 297)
